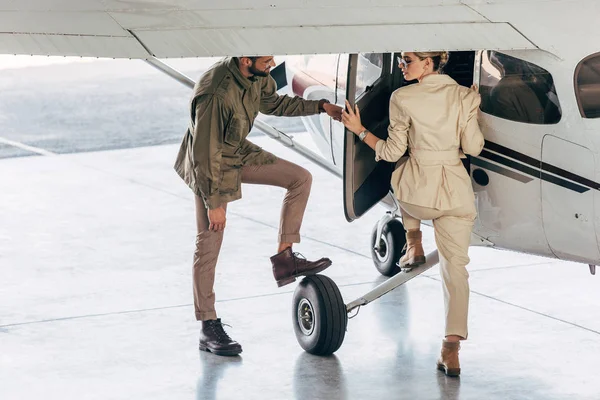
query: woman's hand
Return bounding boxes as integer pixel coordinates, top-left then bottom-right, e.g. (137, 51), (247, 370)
(341, 100), (365, 135)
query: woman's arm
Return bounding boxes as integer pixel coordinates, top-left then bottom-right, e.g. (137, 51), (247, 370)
(341, 97), (410, 162)
(362, 129), (381, 150)
(340, 100), (381, 150)
(460, 90), (485, 156)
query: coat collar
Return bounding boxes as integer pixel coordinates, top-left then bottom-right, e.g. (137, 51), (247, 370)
(226, 57), (256, 90)
(420, 73), (457, 86)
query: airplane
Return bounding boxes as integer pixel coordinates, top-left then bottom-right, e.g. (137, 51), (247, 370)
(2, 0), (600, 356)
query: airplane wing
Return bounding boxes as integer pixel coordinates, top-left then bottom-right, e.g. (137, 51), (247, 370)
(0, 0), (547, 59)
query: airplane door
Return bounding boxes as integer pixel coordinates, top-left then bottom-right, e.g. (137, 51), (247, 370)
(541, 136), (600, 262)
(343, 53), (395, 221)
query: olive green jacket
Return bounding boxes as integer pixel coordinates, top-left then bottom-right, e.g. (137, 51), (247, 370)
(174, 57), (321, 209)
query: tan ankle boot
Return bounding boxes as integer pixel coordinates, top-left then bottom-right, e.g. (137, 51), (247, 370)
(398, 230), (425, 268)
(436, 340), (461, 377)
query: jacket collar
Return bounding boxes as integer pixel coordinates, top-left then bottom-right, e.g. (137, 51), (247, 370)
(420, 73), (457, 86)
(227, 57), (255, 90)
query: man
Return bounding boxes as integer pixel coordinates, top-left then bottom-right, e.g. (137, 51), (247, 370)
(174, 55), (343, 356)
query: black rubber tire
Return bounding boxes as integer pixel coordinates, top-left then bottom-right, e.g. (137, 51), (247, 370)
(370, 219), (406, 277)
(292, 275), (347, 356)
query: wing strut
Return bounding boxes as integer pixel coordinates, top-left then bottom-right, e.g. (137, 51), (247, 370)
(144, 56), (342, 178)
(346, 250), (440, 313)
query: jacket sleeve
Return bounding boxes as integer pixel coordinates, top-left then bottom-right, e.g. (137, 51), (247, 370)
(259, 75), (320, 116)
(375, 93), (410, 162)
(192, 94), (227, 209)
(460, 91), (485, 157)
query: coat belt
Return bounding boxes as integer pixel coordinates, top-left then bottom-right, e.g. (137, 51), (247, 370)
(409, 148), (462, 161)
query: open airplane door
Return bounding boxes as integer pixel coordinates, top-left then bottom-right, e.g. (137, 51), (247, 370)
(343, 53), (398, 222)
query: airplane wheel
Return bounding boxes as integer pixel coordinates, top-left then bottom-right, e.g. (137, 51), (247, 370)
(370, 219), (406, 277)
(292, 275), (347, 356)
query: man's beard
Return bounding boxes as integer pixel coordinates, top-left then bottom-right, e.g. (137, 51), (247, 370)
(249, 64), (270, 77)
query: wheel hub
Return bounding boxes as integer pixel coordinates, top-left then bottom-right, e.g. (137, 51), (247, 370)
(297, 298), (315, 335)
(375, 234), (390, 263)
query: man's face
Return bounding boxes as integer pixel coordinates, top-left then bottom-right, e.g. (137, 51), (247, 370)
(248, 56), (276, 77)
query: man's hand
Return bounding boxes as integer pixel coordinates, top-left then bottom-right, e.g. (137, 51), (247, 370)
(208, 206), (226, 232)
(323, 103), (343, 122)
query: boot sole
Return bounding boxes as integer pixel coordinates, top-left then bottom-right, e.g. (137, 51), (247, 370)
(276, 262), (332, 287)
(399, 256), (426, 269)
(199, 344), (242, 356)
(437, 362), (460, 377)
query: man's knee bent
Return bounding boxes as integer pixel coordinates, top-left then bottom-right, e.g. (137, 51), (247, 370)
(291, 167), (312, 190)
(304, 169), (313, 188)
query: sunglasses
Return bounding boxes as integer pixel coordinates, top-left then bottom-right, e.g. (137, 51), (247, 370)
(397, 56), (420, 68)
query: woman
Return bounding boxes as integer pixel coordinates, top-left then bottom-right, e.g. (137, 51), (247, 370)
(342, 51), (484, 377)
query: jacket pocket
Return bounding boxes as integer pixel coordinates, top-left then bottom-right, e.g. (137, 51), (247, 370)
(219, 154), (242, 193)
(219, 169), (240, 194)
(224, 116), (248, 147)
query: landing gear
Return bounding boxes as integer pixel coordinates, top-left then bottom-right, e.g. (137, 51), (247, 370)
(290, 250), (440, 356)
(370, 217), (406, 276)
(292, 275), (347, 356)
(290, 208), (439, 357)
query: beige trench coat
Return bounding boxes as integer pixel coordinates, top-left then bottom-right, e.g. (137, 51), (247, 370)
(375, 74), (485, 210)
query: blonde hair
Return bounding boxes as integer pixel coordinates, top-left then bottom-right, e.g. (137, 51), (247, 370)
(413, 51), (450, 72)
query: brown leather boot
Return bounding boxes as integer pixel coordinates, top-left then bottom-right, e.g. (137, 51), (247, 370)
(199, 318), (242, 356)
(398, 230), (426, 268)
(436, 340), (461, 377)
(271, 247), (332, 287)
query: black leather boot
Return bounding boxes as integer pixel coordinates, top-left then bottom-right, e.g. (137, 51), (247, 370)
(199, 319), (242, 356)
(271, 247), (332, 287)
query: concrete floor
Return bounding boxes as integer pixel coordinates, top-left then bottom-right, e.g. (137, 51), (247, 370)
(2, 136), (600, 400)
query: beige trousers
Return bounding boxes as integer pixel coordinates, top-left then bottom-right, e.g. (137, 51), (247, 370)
(399, 200), (477, 339)
(193, 157), (312, 321)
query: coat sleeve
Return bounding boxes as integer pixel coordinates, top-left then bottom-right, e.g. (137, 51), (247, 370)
(460, 91), (485, 157)
(192, 94), (227, 209)
(375, 93), (410, 162)
(259, 75), (320, 116)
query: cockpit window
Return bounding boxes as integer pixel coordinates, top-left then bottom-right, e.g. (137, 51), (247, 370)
(575, 53), (600, 118)
(355, 53), (384, 99)
(479, 50), (561, 124)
